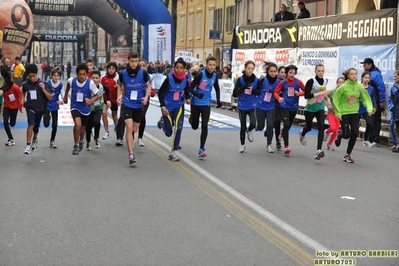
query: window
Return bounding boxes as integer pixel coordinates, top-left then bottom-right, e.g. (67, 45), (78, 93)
(213, 8), (222, 31)
(189, 13), (194, 40)
(180, 15), (185, 40)
(196, 11), (202, 39)
(225, 5), (236, 32)
(209, 8), (214, 30)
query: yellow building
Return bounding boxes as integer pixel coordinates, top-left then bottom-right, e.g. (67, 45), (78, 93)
(175, 0), (235, 67)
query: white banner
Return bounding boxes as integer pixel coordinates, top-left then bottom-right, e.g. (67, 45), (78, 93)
(148, 24), (172, 63)
(219, 79), (234, 103)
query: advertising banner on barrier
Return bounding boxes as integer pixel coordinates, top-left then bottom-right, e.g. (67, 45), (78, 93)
(298, 8), (397, 48)
(219, 79), (234, 103)
(232, 20), (297, 50)
(148, 24), (172, 63)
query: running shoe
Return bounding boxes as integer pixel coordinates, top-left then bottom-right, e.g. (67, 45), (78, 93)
(314, 149), (325, 160)
(31, 137), (38, 151)
(335, 135), (342, 147)
(370, 142), (380, 147)
(115, 139), (123, 146)
(102, 131), (110, 139)
(157, 116), (162, 129)
(267, 145), (274, 153)
(389, 144), (398, 150)
(24, 145), (31, 155)
(168, 151), (180, 162)
(327, 144), (335, 151)
(5, 139), (15, 146)
(79, 141), (84, 151)
(276, 140), (282, 151)
(86, 142), (92, 151)
(284, 146), (291, 155)
(198, 148), (207, 158)
(343, 154), (354, 163)
(138, 138), (145, 147)
(323, 129), (329, 142)
(247, 130), (254, 142)
(95, 139), (100, 148)
(299, 130), (307, 146)
(362, 140), (372, 148)
(72, 144), (80, 155)
(238, 144), (246, 153)
(50, 141), (57, 149)
(129, 154), (137, 165)
(392, 146), (399, 153)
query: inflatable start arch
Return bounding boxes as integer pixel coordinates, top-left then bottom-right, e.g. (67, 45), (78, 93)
(0, 0), (174, 63)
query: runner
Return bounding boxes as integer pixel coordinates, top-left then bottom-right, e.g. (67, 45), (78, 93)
(157, 58), (191, 161)
(1, 66), (23, 146)
(324, 77), (345, 151)
(255, 63), (280, 153)
(21, 64), (53, 155)
(359, 71), (377, 148)
(85, 58), (94, 79)
(333, 68), (373, 163)
(43, 66), (64, 149)
(117, 51), (151, 165)
(299, 64), (330, 160)
(274, 65), (286, 150)
(86, 70), (111, 150)
(233, 60), (258, 153)
(137, 59), (156, 147)
(100, 61), (119, 140)
(63, 63), (99, 155)
(273, 65), (305, 155)
(188, 56), (222, 158)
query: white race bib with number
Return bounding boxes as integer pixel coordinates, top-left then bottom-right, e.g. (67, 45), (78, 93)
(77, 92), (84, 102)
(29, 90), (37, 100)
(130, 90), (138, 100)
(8, 93), (16, 102)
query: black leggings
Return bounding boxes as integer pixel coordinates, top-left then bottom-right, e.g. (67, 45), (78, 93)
(255, 108), (275, 145)
(340, 113), (359, 155)
(86, 109), (103, 142)
(138, 101), (150, 139)
(190, 105), (210, 149)
(3, 107), (18, 140)
(43, 110), (59, 141)
(238, 108), (256, 145)
(360, 113), (373, 142)
(274, 106), (282, 142)
(279, 108), (297, 147)
(302, 110), (325, 150)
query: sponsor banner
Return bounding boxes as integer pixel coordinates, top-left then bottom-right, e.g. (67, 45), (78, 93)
(298, 8), (397, 47)
(219, 79), (234, 103)
(231, 48), (296, 75)
(32, 33), (81, 42)
(2, 27), (30, 46)
(148, 24), (172, 63)
(233, 20), (297, 49)
(338, 44), (396, 82)
(28, 0), (75, 15)
(177, 51), (193, 62)
(153, 73), (166, 90)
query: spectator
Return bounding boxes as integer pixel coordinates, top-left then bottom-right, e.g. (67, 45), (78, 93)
(274, 4), (295, 22)
(60, 63), (65, 79)
(380, 0), (398, 8)
(215, 66), (223, 79)
(147, 62), (154, 74)
(223, 66), (232, 79)
(296, 1), (310, 19)
(361, 57), (386, 147)
(12, 56), (25, 87)
(66, 62), (72, 79)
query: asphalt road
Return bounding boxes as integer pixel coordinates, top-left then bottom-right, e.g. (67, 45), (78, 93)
(0, 101), (398, 266)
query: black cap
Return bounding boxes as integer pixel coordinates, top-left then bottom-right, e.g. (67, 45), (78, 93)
(298, 1), (305, 5)
(360, 58), (374, 65)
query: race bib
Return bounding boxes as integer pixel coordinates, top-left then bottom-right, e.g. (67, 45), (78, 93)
(29, 90), (37, 100)
(348, 95), (355, 104)
(288, 87), (295, 97)
(8, 93), (15, 102)
(198, 80), (207, 90)
(173, 91), (180, 101)
(244, 87), (252, 95)
(77, 92), (84, 102)
(130, 90), (138, 100)
(93, 100), (100, 105)
(264, 92), (272, 102)
(316, 94), (324, 103)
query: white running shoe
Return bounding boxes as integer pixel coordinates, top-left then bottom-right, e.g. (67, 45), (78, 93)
(138, 138), (145, 147)
(24, 145), (31, 155)
(362, 140), (372, 148)
(247, 130), (254, 142)
(267, 145), (274, 153)
(95, 139), (100, 148)
(102, 131), (110, 139)
(315, 149), (325, 160)
(168, 151), (179, 161)
(238, 144), (246, 153)
(31, 138), (38, 151)
(299, 130), (307, 146)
